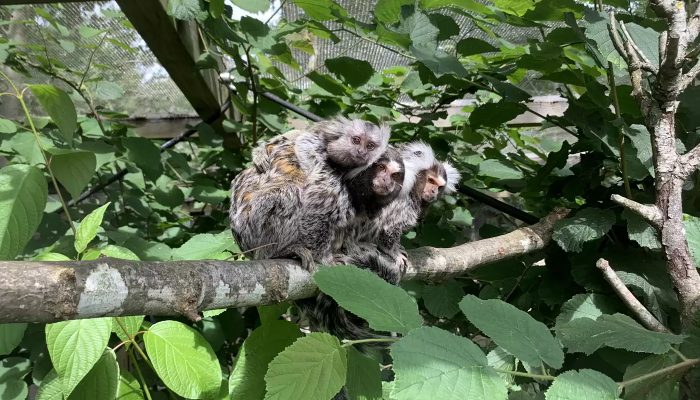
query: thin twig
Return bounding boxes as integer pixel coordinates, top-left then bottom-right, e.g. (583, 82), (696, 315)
(610, 194), (662, 227)
(78, 32), (108, 90)
(620, 21), (658, 74)
(608, 61), (633, 199)
(243, 46), (259, 144)
(596, 258), (670, 333)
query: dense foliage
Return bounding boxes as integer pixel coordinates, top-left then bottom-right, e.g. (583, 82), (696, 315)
(1, 0), (700, 399)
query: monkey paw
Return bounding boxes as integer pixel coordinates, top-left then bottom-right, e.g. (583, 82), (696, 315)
(291, 246), (317, 272)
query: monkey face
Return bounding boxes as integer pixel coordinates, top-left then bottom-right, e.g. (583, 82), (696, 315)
(327, 121), (389, 168)
(416, 163), (448, 203)
(371, 157), (405, 197)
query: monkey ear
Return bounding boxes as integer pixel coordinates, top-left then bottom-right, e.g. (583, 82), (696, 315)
(442, 160), (461, 194)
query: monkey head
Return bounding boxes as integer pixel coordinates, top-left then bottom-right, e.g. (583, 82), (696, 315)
(369, 147), (405, 198)
(398, 141), (437, 197)
(415, 160), (461, 204)
(319, 118), (390, 170)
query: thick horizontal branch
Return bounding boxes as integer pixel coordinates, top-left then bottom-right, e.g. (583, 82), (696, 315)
(0, 209), (569, 324)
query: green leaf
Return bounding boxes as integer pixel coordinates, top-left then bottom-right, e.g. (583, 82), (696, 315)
(171, 231), (237, 260)
(0, 164), (48, 260)
(346, 347), (382, 400)
(552, 208), (616, 252)
(92, 81), (124, 101)
(47, 149), (97, 200)
(240, 16), (275, 50)
(391, 327), (507, 400)
(314, 265), (422, 334)
(325, 57), (375, 87)
(36, 370), (63, 400)
(557, 313), (684, 355)
(459, 295), (564, 369)
(684, 214), (700, 267)
(28, 84), (77, 143)
(34, 252), (71, 261)
(584, 11), (626, 71)
(232, 0), (270, 13)
(229, 320), (303, 400)
(487, 347), (515, 386)
(122, 137), (162, 181)
(143, 320), (222, 399)
(491, 0), (537, 16)
(74, 203), (111, 254)
(112, 316), (145, 344)
(117, 370), (144, 400)
(622, 354), (683, 400)
(422, 280), (463, 318)
(69, 350), (119, 400)
(45, 318), (112, 397)
(411, 45), (467, 77)
(623, 23), (660, 70)
(456, 38), (498, 56)
(0, 324), (28, 356)
(97, 245), (140, 261)
(0, 357), (30, 400)
(264, 332), (347, 400)
(0, 118), (17, 133)
(555, 293), (619, 330)
(167, 0), (201, 20)
(374, 0), (411, 24)
(623, 209), (661, 250)
(478, 159), (524, 180)
(292, 0), (347, 20)
(545, 369), (620, 400)
(8, 132), (45, 165)
(469, 101), (524, 128)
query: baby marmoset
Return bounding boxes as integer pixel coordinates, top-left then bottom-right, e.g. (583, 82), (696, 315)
(229, 117), (390, 270)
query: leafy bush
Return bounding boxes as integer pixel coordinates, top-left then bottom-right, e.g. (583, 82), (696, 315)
(1, 0), (699, 399)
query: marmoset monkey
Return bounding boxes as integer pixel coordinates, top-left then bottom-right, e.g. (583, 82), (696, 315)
(229, 118), (391, 270)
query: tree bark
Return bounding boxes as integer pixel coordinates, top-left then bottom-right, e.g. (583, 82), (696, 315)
(0, 209), (568, 324)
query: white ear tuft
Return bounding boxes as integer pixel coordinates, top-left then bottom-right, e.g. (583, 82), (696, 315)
(442, 160), (461, 194)
(399, 141), (436, 197)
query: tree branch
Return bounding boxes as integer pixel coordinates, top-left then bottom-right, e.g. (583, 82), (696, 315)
(0, 209), (569, 324)
(611, 194), (662, 228)
(596, 258), (670, 333)
(609, 13), (653, 113)
(679, 143), (700, 178)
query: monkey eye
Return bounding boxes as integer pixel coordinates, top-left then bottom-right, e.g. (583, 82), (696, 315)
(352, 136), (361, 145)
(414, 150), (423, 156)
(367, 142), (375, 151)
(377, 164), (386, 171)
(391, 172), (402, 179)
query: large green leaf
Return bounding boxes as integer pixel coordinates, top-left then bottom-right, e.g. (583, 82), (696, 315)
(623, 209), (660, 250)
(264, 333), (347, 400)
(0, 164), (48, 260)
(0, 323), (28, 356)
(314, 265), (422, 334)
(622, 354), (682, 400)
(456, 38), (498, 56)
(229, 321), (303, 400)
(325, 57), (375, 87)
(469, 102), (525, 128)
(478, 159), (524, 180)
(232, 0), (270, 13)
(45, 318), (112, 397)
(552, 208), (616, 252)
(112, 316), (145, 345)
(143, 320), (222, 399)
(171, 231), (237, 260)
(0, 118), (17, 133)
(684, 214), (700, 267)
(374, 0), (411, 24)
(117, 370), (144, 400)
(0, 357), (31, 400)
(68, 350), (120, 400)
(557, 313), (684, 355)
(459, 295), (564, 369)
(122, 137), (162, 181)
(167, 0), (203, 20)
(391, 326), (507, 400)
(422, 280), (463, 318)
(584, 11), (626, 71)
(36, 370), (63, 400)
(545, 369), (620, 400)
(47, 149), (97, 200)
(74, 202), (110, 254)
(346, 347), (382, 400)
(554, 293), (619, 330)
(28, 84), (77, 143)
(292, 0), (347, 20)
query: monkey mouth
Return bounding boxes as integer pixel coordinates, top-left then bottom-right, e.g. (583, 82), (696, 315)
(373, 185), (394, 196)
